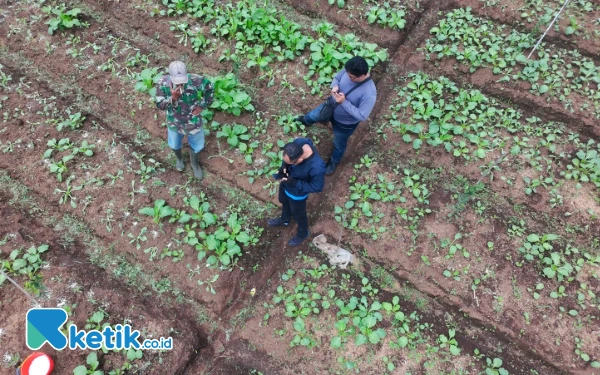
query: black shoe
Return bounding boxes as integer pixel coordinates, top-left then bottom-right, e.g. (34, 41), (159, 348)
(325, 160), (338, 176)
(294, 115), (311, 127)
(288, 232), (310, 247)
(268, 217), (290, 227)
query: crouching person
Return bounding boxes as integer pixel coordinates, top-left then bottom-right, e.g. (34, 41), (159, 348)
(268, 138), (326, 247)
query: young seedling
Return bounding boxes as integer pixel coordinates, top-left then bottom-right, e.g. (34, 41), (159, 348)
(44, 138), (73, 158)
(55, 176), (83, 208)
(197, 274), (219, 294)
(73, 351), (102, 375)
(49, 154), (74, 182)
(138, 199), (175, 224)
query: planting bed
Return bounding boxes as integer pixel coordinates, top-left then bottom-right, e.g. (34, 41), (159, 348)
(0, 0), (598, 374)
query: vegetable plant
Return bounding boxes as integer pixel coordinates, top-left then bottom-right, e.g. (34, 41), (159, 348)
(42, 4), (88, 35)
(367, 3), (407, 30)
(135, 67), (163, 97)
(138, 199), (176, 224)
(210, 73), (254, 116)
(73, 352), (102, 375)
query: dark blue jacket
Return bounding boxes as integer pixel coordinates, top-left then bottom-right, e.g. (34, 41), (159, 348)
(274, 138), (326, 197)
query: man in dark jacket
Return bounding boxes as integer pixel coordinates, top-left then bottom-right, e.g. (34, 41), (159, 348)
(268, 138), (326, 246)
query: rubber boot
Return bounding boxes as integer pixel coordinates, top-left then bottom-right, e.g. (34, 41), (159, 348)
(189, 150), (204, 179)
(173, 148), (185, 172)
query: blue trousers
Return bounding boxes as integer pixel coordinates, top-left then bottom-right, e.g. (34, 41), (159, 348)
(305, 104), (359, 164)
(167, 128), (205, 153)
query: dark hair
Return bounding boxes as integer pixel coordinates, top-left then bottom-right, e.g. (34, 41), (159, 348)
(345, 56), (369, 76)
(283, 142), (303, 162)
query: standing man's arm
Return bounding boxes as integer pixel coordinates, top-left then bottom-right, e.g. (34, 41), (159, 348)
(155, 78), (180, 111)
(330, 69), (346, 94)
(200, 78), (215, 108)
(294, 167), (325, 195)
(334, 94), (377, 123)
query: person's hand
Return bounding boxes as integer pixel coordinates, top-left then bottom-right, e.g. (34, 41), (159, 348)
(171, 84), (183, 103)
(282, 177), (296, 186)
(332, 91), (345, 104)
(272, 166), (287, 180)
(331, 85), (339, 94)
(191, 107), (202, 116)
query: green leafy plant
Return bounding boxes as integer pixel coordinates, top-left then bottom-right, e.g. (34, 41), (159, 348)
(44, 138), (73, 158)
(128, 227), (148, 250)
(0, 245), (49, 282)
(483, 357), (508, 375)
(277, 114), (305, 134)
(48, 154), (74, 182)
(72, 140), (95, 157)
(42, 4), (88, 35)
(55, 176), (83, 208)
(73, 351), (103, 375)
(518, 233), (559, 261)
(57, 111), (86, 131)
(139, 199), (176, 224)
(367, 3), (407, 30)
(84, 310), (108, 331)
(216, 123), (250, 147)
(328, 0), (345, 9)
(198, 274), (219, 294)
(161, 247), (184, 262)
(135, 67), (163, 97)
(132, 152), (164, 183)
(210, 73), (254, 116)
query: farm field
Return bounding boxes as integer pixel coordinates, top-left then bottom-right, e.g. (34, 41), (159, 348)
(0, 0), (598, 374)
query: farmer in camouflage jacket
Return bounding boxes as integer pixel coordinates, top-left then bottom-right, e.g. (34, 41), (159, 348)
(156, 61), (214, 179)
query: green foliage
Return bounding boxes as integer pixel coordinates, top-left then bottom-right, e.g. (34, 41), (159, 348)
(210, 73), (254, 116)
(57, 111), (86, 131)
(132, 152), (164, 183)
(483, 357), (509, 375)
(334, 156), (431, 239)
(159, 0), (386, 95)
(0, 245), (49, 286)
(49, 154), (74, 182)
(73, 352), (102, 375)
(169, 22), (211, 53)
(328, 0), (345, 9)
(304, 28), (387, 94)
(367, 2), (407, 30)
(561, 140), (600, 189)
(55, 176), (83, 208)
(139, 199), (176, 224)
(44, 138), (73, 159)
(216, 122), (250, 147)
(42, 4), (88, 35)
(84, 309), (108, 331)
(270, 259), (438, 357)
(135, 67), (163, 97)
(277, 114), (305, 134)
(176, 194), (261, 269)
(426, 8), (600, 118)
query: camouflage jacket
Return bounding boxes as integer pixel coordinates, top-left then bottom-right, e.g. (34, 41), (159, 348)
(155, 73), (214, 135)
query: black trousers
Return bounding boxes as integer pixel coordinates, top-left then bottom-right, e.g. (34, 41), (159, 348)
(279, 185), (309, 237)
